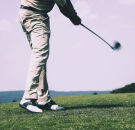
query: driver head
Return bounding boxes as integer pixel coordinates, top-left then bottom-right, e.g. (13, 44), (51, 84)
(113, 41), (121, 50)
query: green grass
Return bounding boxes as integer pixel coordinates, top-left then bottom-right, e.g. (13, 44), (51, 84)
(0, 93), (135, 130)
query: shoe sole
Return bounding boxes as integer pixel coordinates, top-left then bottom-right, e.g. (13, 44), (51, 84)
(19, 104), (42, 113)
(38, 106), (64, 111)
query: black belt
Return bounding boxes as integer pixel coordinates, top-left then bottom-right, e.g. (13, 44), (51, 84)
(20, 5), (48, 14)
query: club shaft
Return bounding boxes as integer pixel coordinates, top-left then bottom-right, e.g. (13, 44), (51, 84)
(80, 23), (113, 49)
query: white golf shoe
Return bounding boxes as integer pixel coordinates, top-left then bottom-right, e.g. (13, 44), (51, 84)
(19, 99), (43, 113)
(37, 99), (64, 110)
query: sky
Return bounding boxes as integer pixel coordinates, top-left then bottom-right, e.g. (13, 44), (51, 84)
(0, 0), (135, 92)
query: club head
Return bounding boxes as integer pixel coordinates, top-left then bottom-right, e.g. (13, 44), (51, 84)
(113, 41), (121, 50)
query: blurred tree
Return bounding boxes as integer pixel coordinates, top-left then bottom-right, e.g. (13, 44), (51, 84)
(111, 83), (135, 94)
(12, 100), (16, 102)
(93, 92), (97, 95)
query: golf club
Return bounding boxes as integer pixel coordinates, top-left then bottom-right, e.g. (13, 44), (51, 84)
(80, 23), (121, 50)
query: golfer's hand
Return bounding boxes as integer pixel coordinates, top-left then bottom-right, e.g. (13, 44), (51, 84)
(70, 15), (81, 25)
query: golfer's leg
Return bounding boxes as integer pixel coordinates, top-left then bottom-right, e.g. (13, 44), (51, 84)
(24, 16), (50, 100)
(21, 32), (34, 101)
(37, 64), (51, 102)
(18, 10), (35, 101)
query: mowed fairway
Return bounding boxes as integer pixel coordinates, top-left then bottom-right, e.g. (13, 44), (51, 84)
(0, 93), (135, 130)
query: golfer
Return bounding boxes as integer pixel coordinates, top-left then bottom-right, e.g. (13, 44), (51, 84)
(18, 0), (81, 113)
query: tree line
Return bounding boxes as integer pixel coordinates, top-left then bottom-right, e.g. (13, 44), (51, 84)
(111, 83), (135, 94)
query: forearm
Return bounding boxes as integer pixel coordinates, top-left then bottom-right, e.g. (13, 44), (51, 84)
(57, 0), (76, 19)
(60, 4), (76, 19)
(66, 0), (77, 14)
(57, 0), (81, 25)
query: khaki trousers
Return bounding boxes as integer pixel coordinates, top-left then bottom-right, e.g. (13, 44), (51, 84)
(18, 9), (51, 102)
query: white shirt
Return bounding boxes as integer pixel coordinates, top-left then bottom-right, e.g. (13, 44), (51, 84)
(21, 0), (66, 12)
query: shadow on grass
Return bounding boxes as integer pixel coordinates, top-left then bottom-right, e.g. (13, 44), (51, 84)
(64, 104), (134, 110)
